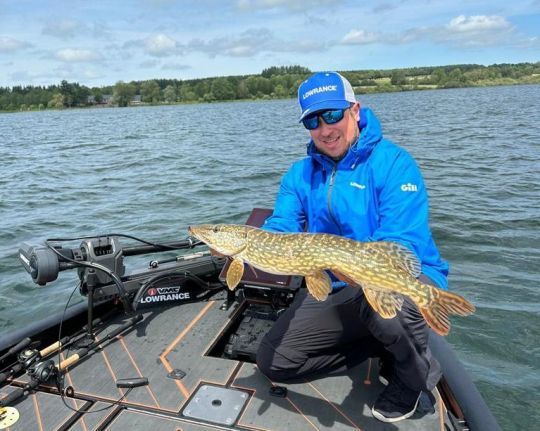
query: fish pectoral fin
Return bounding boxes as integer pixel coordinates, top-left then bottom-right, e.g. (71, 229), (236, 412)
(362, 286), (404, 319)
(305, 271), (332, 301)
(226, 258), (245, 290)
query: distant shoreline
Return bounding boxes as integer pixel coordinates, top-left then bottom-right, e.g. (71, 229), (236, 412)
(1, 62), (539, 113)
(2, 81), (539, 114)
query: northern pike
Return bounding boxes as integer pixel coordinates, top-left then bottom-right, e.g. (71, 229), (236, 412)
(188, 224), (475, 336)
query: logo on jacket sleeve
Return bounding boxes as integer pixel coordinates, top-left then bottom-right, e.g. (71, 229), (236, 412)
(400, 183), (418, 192)
(350, 181), (366, 190)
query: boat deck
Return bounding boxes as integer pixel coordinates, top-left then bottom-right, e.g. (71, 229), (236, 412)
(1, 292), (450, 431)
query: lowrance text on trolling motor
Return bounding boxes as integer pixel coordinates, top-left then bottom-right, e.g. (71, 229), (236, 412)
(138, 287), (191, 304)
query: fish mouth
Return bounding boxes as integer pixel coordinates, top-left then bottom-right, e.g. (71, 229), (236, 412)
(187, 226), (204, 243)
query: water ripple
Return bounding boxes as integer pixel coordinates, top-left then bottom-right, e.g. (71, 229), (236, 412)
(1, 85), (539, 431)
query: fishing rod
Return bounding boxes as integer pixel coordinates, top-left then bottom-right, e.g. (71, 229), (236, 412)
(3, 232), (220, 408)
(0, 314), (142, 408)
(0, 312), (115, 387)
(0, 338), (31, 365)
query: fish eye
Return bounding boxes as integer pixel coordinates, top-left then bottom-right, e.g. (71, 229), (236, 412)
(212, 226), (219, 233)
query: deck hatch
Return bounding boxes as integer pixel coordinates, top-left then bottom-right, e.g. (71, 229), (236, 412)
(182, 384), (249, 425)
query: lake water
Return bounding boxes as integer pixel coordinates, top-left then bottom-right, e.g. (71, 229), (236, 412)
(1, 85), (539, 430)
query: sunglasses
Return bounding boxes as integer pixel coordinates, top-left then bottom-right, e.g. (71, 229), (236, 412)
(302, 108), (348, 130)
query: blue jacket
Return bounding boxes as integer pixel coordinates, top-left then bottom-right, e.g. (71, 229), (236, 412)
(263, 107), (449, 289)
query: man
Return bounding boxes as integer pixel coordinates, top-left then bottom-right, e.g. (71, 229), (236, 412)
(256, 71), (448, 423)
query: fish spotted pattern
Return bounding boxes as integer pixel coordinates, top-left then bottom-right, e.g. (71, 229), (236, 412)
(188, 224), (475, 335)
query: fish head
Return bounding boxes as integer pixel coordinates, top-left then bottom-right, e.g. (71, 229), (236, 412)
(188, 224), (249, 256)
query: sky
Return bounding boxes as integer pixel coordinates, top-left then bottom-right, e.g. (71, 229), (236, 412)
(1, 0), (539, 88)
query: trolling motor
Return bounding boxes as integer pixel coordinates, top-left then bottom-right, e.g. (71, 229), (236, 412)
(18, 236), (196, 287)
(18, 234), (225, 340)
(0, 234), (225, 410)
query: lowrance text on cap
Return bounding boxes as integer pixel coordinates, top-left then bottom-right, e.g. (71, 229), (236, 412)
(302, 84), (338, 100)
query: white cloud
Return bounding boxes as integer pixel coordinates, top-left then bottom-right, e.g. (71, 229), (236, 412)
(447, 15), (511, 33)
(81, 69), (105, 80)
(341, 30), (382, 45)
(360, 15), (519, 48)
(0, 36), (30, 52)
(187, 28), (325, 58)
(236, 0), (334, 11)
(145, 34), (179, 57)
(161, 62), (191, 70)
(55, 49), (102, 62)
(42, 20), (81, 39)
(438, 15), (515, 46)
(140, 59), (159, 68)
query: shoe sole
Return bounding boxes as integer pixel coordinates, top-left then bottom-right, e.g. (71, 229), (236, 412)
(371, 393), (421, 423)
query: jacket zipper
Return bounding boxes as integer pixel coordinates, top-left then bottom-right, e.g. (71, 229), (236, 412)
(326, 165), (342, 235)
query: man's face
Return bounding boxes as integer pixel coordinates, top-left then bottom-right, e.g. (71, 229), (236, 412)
(309, 102), (360, 160)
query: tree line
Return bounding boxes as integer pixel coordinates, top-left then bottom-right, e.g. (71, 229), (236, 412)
(1, 63), (539, 112)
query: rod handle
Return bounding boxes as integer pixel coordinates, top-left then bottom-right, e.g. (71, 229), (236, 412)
(59, 354), (81, 371)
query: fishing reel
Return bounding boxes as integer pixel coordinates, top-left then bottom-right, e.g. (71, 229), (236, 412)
(27, 360), (57, 384)
(17, 347), (41, 371)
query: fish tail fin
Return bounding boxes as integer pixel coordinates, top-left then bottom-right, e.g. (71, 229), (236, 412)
(419, 285), (475, 336)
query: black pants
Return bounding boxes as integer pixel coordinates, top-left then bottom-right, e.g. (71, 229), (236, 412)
(256, 277), (441, 392)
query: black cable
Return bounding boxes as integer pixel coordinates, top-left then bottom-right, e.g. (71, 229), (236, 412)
(44, 240), (133, 314)
(46, 233), (202, 251)
(4, 233), (204, 409)
(55, 283), (136, 414)
(55, 281), (81, 406)
(59, 385), (133, 414)
(43, 233), (204, 314)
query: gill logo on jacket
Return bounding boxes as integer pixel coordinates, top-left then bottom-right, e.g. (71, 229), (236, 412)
(401, 183), (418, 192)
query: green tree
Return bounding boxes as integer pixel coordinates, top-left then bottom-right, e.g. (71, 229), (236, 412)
(390, 70), (407, 86)
(178, 84), (197, 102)
(193, 81), (210, 100)
(273, 84), (288, 98)
(113, 81), (136, 107)
(47, 93), (64, 109)
(236, 80), (249, 99)
(261, 65), (311, 78)
(432, 69), (447, 85)
(163, 85), (177, 102)
(211, 78), (235, 101)
(140, 80), (162, 103)
(93, 89), (104, 104)
(60, 80), (74, 107)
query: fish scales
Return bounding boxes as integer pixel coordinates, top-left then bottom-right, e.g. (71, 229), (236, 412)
(188, 224), (475, 335)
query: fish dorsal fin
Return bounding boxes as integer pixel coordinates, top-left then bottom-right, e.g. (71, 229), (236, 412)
(362, 285), (405, 319)
(226, 258), (245, 290)
(367, 241), (422, 278)
(305, 271), (332, 301)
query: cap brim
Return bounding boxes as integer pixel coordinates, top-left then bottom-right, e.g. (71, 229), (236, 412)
(299, 99), (351, 122)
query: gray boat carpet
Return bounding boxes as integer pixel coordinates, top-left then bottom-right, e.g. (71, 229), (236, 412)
(1, 299), (449, 430)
